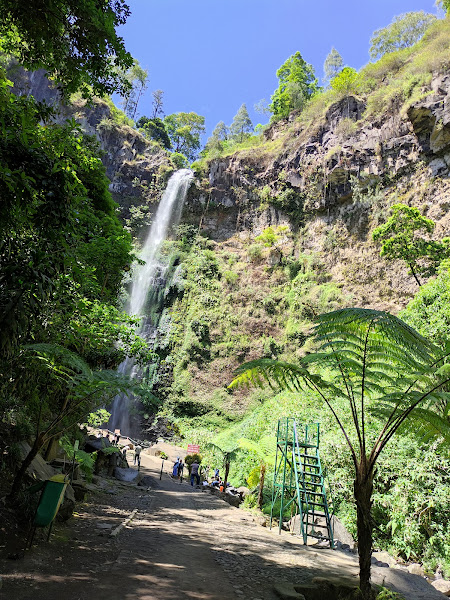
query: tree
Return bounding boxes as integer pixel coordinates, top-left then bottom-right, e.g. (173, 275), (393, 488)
(323, 47), (343, 87)
(439, 0), (450, 14)
(7, 344), (140, 499)
(230, 104), (253, 143)
(331, 67), (361, 117)
(254, 98), (271, 117)
(206, 441), (239, 487)
(238, 437), (275, 509)
(372, 204), (450, 286)
(164, 112), (205, 162)
(211, 120), (228, 142)
(0, 0), (133, 97)
(269, 51), (319, 120)
(369, 11), (437, 60)
(120, 60), (149, 120)
(230, 308), (450, 599)
(151, 89), (165, 119)
(137, 116), (171, 149)
(401, 266), (450, 346)
(204, 120), (228, 155)
(331, 67), (360, 96)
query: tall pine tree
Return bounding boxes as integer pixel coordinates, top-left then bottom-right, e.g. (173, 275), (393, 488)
(230, 104), (253, 143)
(323, 47), (343, 86)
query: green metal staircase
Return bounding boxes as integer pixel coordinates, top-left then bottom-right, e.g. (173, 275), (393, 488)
(270, 418), (334, 548)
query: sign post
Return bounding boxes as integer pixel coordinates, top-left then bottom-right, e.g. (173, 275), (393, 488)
(187, 444), (200, 454)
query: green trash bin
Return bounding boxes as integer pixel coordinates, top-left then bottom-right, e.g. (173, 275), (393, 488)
(27, 474), (68, 547)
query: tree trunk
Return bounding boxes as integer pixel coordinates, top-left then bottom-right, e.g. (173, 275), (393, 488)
(224, 461), (230, 487)
(258, 464), (266, 509)
(409, 263), (422, 287)
(354, 461), (375, 600)
(8, 435), (44, 500)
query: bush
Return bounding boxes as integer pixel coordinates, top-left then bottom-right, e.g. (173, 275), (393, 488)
(247, 243), (264, 263)
(185, 453), (202, 473)
(170, 152), (189, 169)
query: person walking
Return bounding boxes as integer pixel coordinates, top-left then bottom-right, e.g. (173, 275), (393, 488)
(190, 460), (200, 487)
(134, 444), (142, 468)
(172, 458), (180, 478)
(177, 459), (184, 481)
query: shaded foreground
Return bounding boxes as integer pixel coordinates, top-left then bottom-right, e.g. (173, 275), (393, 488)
(0, 452), (444, 600)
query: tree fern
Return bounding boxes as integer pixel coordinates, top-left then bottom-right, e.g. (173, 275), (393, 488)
(229, 308), (450, 599)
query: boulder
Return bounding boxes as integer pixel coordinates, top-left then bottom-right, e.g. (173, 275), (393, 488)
(114, 467), (139, 482)
(407, 563), (425, 576)
(71, 480), (87, 501)
(138, 475), (155, 488)
(84, 436), (110, 453)
(431, 579), (450, 596)
(236, 486), (250, 497)
(295, 575), (361, 600)
(274, 582), (306, 600)
(208, 486), (241, 507)
(331, 515), (356, 550)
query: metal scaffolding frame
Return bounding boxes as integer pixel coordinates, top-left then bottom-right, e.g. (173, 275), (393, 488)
(270, 417), (334, 548)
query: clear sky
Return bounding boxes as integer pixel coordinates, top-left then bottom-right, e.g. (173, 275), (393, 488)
(117, 0), (440, 141)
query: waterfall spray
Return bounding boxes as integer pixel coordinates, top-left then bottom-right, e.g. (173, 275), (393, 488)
(109, 168), (193, 435)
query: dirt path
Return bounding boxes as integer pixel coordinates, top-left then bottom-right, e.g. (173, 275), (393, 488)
(1, 451), (445, 600)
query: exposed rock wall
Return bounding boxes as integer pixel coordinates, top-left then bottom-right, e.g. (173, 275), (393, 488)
(195, 73), (450, 312)
(8, 65), (173, 227)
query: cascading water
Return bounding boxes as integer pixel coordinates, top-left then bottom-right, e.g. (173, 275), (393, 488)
(109, 168), (193, 435)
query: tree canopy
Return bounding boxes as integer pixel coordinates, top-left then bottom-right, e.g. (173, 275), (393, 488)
(137, 116), (171, 149)
(120, 59), (149, 120)
(164, 112), (205, 162)
(369, 11), (436, 60)
(0, 0), (133, 97)
(229, 104), (253, 142)
(269, 51), (319, 120)
(323, 47), (343, 86)
(372, 203), (450, 286)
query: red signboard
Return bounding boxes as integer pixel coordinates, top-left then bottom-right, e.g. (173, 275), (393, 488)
(187, 444), (200, 454)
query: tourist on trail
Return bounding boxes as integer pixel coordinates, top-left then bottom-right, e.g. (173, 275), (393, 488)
(214, 467), (219, 478)
(122, 445), (130, 459)
(190, 460), (200, 486)
(134, 444), (142, 467)
(177, 459), (184, 478)
(172, 458), (180, 478)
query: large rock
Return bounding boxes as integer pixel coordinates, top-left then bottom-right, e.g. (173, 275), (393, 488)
(138, 475), (156, 488)
(331, 515), (356, 550)
(294, 575), (360, 600)
(18, 441), (57, 482)
(431, 579), (450, 596)
(114, 467), (139, 482)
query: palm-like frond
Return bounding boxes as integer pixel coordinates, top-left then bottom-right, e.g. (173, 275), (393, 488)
(230, 308), (450, 468)
(23, 343), (93, 379)
(238, 436), (276, 464)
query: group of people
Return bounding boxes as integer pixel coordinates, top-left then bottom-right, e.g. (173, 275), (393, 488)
(172, 457), (184, 479)
(121, 443), (142, 467)
(171, 457), (201, 486)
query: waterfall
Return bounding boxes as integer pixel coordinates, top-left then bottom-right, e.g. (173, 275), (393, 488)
(109, 168), (193, 436)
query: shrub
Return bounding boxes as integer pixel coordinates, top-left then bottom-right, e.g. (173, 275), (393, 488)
(255, 227), (278, 247)
(170, 152), (189, 169)
(248, 243), (264, 263)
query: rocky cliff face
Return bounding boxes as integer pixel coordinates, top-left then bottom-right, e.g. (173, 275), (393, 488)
(11, 63), (450, 313)
(9, 65), (174, 231)
(190, 72), (450, 313)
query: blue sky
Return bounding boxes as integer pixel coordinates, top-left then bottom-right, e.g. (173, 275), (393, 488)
(117, 1), (440, 141)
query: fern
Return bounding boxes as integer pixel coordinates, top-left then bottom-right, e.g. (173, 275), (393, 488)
(229, 307), (450, 599)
